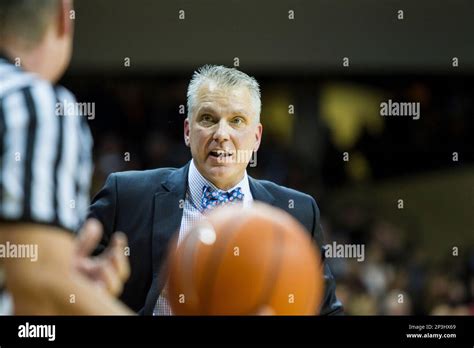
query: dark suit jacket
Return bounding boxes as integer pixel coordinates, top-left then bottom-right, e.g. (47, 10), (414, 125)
(88, 162), (343, 315)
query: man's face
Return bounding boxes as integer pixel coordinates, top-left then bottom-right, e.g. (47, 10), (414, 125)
(184, 81), (262, 190)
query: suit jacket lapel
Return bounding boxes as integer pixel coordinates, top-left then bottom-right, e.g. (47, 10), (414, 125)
(248, 176), (276, 206)
(143, 162), (190, 314)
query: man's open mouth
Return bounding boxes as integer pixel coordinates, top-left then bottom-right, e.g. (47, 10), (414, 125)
(209, 150), (233, 159)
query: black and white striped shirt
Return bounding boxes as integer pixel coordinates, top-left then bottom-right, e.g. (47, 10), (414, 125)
(0, 54), (93, 232)
(0, 53), (93, 312)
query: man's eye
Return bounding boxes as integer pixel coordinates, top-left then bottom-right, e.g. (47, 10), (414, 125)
(231, 117), (244, 125)
(200, 114), (214, 123)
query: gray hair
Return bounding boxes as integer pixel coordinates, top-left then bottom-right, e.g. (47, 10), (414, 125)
(0, 0), (60, 48)
(186, 65), (261, 122)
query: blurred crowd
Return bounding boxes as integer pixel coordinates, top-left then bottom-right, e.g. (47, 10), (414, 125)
(324, 205), (474, 315)
(65, 74), (474, 315)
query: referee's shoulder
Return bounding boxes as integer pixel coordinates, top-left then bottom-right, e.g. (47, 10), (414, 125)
(27, 78), (76, 108)
(1, 68), (75, 114)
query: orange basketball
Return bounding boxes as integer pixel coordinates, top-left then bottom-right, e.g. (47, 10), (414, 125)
(166, 202), (324, 315)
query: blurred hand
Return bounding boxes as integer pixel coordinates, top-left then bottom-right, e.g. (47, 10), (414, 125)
(73, 219), (131, 297)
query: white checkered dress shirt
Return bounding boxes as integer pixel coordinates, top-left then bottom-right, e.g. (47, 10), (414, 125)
(153, 159), (253, 315)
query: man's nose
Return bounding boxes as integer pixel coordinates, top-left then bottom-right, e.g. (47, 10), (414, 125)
(212, 119), (230, 142)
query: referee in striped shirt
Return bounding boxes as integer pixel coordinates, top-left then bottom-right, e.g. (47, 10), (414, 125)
(0, 0), (132, 314)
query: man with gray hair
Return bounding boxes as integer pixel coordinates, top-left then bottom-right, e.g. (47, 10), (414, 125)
(89, 64), (343, 315)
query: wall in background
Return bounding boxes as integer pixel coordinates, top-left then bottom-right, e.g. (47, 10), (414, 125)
(71, 0), (474, 74)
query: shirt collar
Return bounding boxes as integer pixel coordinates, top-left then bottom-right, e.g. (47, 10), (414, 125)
(187, 159), (252, 210)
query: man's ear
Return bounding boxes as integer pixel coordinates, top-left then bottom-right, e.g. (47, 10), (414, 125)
(184, 118), (191, 147)
(57, 0), (73, 37)
(253, 122), (263, 152)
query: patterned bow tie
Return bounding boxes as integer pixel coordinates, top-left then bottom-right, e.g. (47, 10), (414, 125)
(201, 185), (244, 211)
